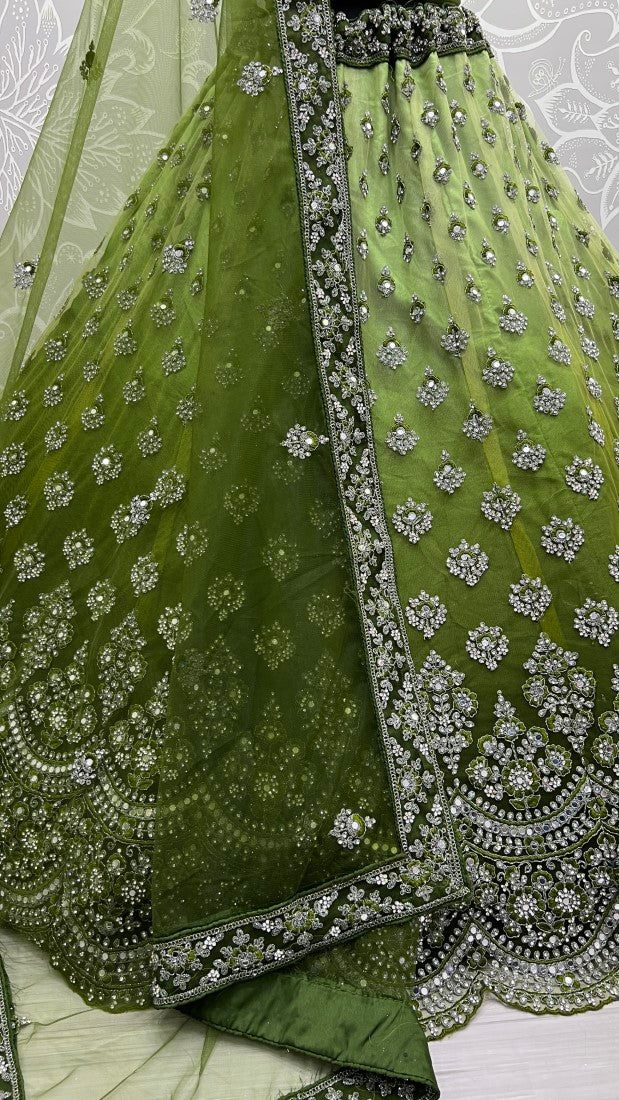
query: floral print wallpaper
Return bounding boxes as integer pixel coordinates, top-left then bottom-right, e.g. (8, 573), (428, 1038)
(1, 0), (618, 242)
(0, 0), (73, 221)
(468, 0), (619, 244)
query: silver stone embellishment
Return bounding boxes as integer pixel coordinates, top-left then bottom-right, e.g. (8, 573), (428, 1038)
(512, 429), (546, 471)
(281, 424), (328, 459)
(14, 257), (39, 290)
(508, 574), (553, 621)
(190, 0), (219, 21)
(405, 591), (447, 639)
(466, 623), (509, 670)
(541, 516), (584, 563)
(237, 61), (283, 96)
(330, 808), (375, 849)
(573, 599), (618, 648)
(392, 499), (433, 544)
(376, 327), (408, 369)
(385, 413), (418, 455)
(564, 455), (604, 500)
(446, 539), (489, 586)
(433, 450), (466, 493)
(481, 483), (522, 529)
(162, 239), (194, 274)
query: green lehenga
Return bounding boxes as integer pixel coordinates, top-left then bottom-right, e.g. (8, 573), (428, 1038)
(0, 0), (617, 1097)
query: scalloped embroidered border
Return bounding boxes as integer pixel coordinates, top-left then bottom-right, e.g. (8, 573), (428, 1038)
(414, 898), (619, 1040)
(152, 0), (477, 1008)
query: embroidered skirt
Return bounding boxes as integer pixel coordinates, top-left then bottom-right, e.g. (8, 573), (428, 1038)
(0, 1), (617, 1097)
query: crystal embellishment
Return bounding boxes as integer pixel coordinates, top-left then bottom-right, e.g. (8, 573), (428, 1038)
(376, 327), (408, 369)
(385, 413), (418, 455)
(392, 499), (433, 543)
(237, 61), (283, 96)
(282, 424), (328, 458)
(14, 257), (39, 290)
(190, 0), (219, 21)
(330, 808), (376, 849)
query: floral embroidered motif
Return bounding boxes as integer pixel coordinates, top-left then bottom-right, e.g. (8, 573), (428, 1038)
(392, 500), (433, 544)
(512, 429), (546, 470)
(573, 598), (618, 647)
(508, 574), (553, 621)
(405, 592), (447, 640)
(533, 374), (566, 416)
(237, 61), (283, 96)
(329, 808), (376, 848)
(541, 516), (584, 562)
(433, 450), (466, 493)
(376, 327), (408, 369)
(282, 424), (328, 458)
(564, 455), (604, 500)
(465, 623), (509, 670)
(385, 413), (418, 455)
(446, 540), (489, 587)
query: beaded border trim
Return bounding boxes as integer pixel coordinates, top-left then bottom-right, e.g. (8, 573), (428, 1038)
(290, 1068), (436, 1099)
(152, 852), (468, 1005)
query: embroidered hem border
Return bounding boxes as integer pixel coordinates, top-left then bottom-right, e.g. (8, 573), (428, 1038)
(287, 1069), (436, 1099)
(415, 893), (619, 1039)
(152, 854), (468, 1006)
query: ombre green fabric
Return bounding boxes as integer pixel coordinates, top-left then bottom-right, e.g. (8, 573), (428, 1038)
(0, 0), (618, 1098)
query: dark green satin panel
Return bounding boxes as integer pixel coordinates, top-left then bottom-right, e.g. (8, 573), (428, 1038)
(183, 968), (438, 1096)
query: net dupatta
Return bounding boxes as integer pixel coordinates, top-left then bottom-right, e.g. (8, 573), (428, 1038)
(0, 0), (219, 396)
(152, 0), (466, 1096)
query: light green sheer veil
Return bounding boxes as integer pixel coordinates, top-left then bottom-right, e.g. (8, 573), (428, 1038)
(0, 0), (218, 395)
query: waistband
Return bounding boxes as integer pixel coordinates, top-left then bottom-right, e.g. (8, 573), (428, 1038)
(332, 0), (461, 14)
(332, 1), (487, 68)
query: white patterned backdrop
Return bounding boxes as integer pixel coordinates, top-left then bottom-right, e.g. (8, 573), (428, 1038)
(469, 0), (619, 244)
(0, 0), (618, 243)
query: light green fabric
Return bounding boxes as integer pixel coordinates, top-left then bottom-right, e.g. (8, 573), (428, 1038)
(0, 0), (218, 394)
(0, 929), (326, 1099)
